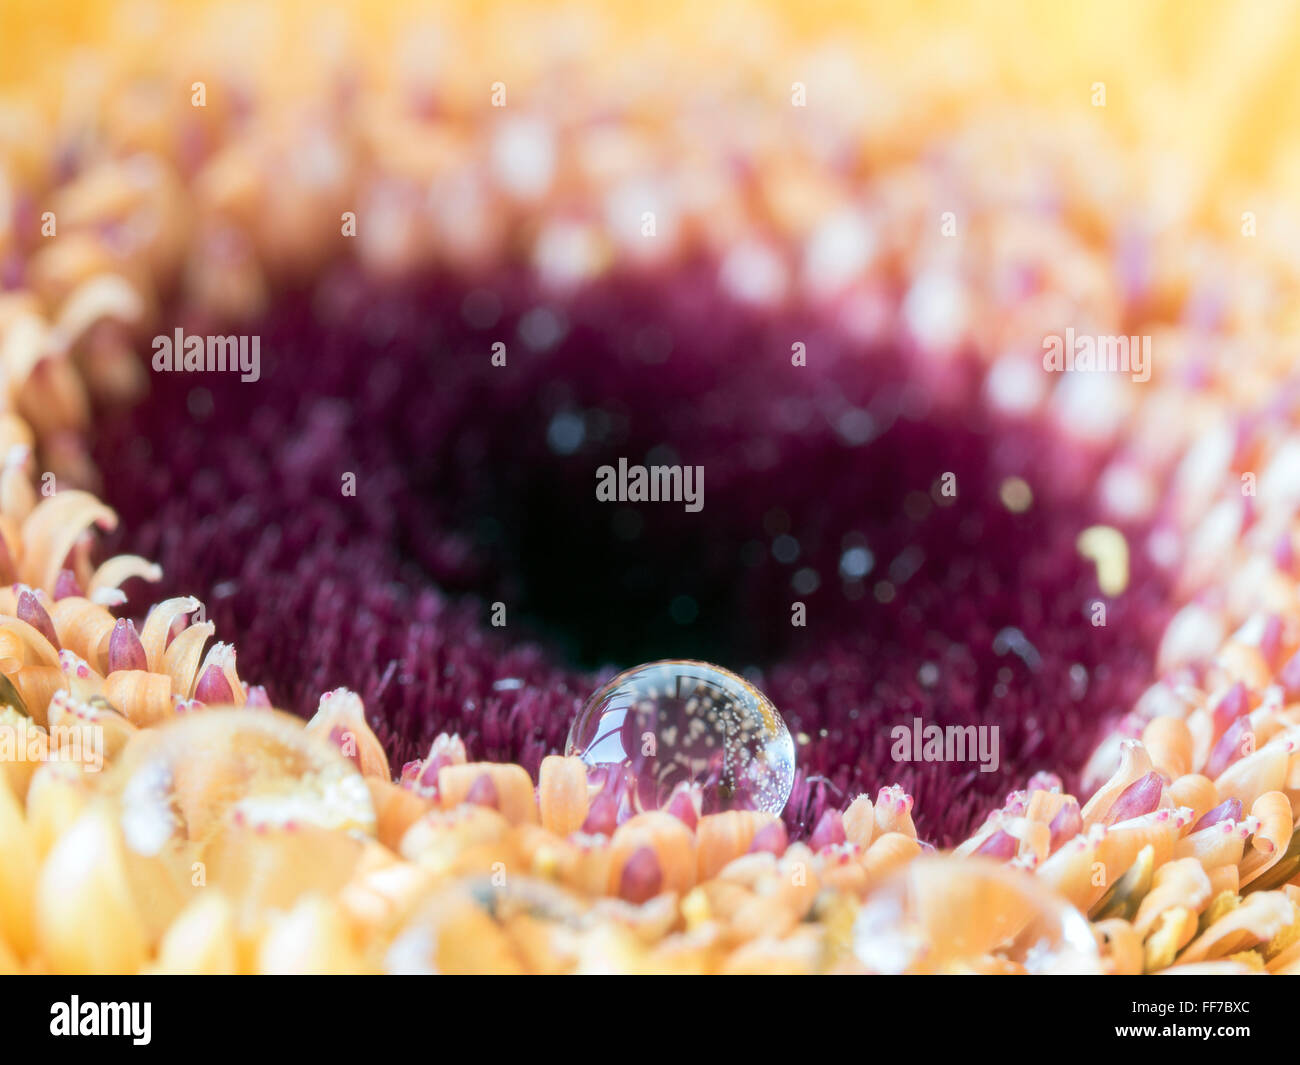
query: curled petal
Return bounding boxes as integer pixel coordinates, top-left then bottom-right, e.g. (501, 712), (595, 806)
(1133, 858), (1213, 940)
(10, 665), (66, 727)
(19, 492), (116, 594)
(1036, 828), (1106, 912)
(1092, 809), (1192, 904)
(53, 274), (145, 345)
(88, 554), (163, 607)
(102, 669), (174, 727)
(1168, 773), (1219, 824)
(1174, 818), (1255, 869)
(1249, 792), (1292, 857)
(1082, 740), (1155, 828)
(139, 597), (200, 673)
(1142, 716), (1193, 780)
(1091, 844), (1157, 922)
(1241, 792), (1294, 887)
(1177, 891), (1297, 966)
(49, 597), (116, 672)
(0, 615), (60, 670)
(1215, 743), (1289, 809)
(163, 621), (214, 699)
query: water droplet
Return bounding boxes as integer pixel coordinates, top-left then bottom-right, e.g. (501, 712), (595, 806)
(566, 660), (795, 818)
(853, 857), (1101, 974)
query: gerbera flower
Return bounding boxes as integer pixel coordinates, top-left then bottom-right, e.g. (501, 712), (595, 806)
(0, 0), (1299, 977)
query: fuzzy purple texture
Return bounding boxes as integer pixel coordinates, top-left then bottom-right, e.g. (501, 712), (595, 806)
(91, 263), (1173, 845)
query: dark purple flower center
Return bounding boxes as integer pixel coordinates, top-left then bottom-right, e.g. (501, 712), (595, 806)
(92, 262), (1173, 844)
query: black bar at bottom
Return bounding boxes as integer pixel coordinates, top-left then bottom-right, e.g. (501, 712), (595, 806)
(0, 974), (1284, 1052)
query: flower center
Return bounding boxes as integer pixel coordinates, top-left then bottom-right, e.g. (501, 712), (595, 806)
(91, 262), (1174, 843)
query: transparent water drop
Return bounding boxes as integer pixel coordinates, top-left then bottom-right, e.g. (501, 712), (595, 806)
(853, 857), (1101, 974)
(566, 660), (795, 817)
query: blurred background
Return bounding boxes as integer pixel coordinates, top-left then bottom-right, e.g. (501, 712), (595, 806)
(6, 0), (1300, 200)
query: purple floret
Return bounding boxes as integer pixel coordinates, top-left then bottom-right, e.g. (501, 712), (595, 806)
(91, 263), (1173, 844)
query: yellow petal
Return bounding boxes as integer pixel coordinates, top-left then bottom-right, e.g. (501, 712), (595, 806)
(0, 778), (38, 957)
(35, 806), (148, 973)
(153, 892), (240, 975)
(256, 895), (364, 974)
(25, 761), (89, 858)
